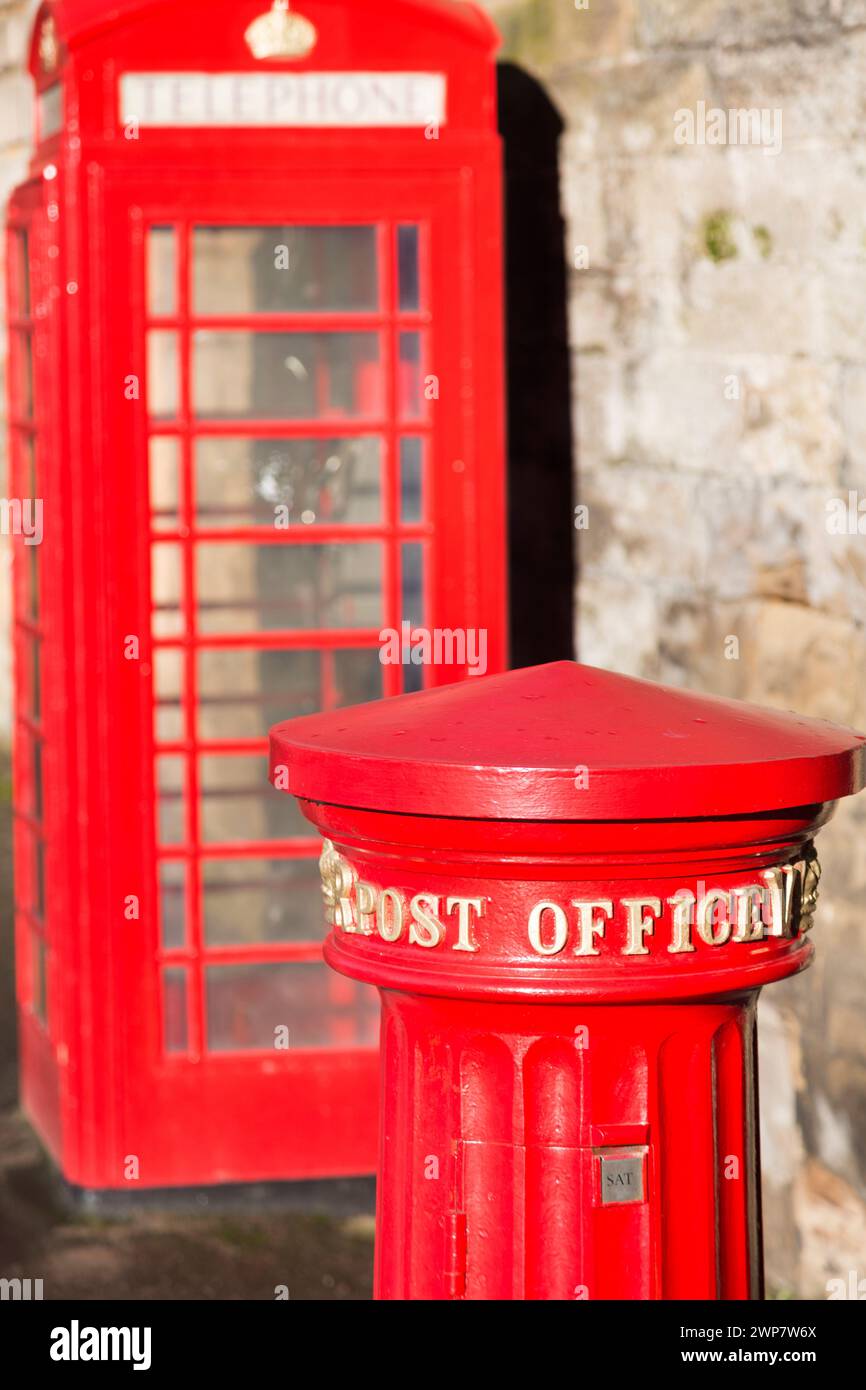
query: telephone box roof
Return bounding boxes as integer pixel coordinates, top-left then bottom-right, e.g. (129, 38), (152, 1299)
(39, 0), (499, 52)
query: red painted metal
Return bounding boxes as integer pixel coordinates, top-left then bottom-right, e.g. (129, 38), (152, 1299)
(278, 659), (866, 818)
(6, 0), (506, 1189)
(270, 661), (866, 1299)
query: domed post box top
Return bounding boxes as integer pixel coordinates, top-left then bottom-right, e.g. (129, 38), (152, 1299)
(270, 659), (866, 821)
(269, 661), (866, 1004)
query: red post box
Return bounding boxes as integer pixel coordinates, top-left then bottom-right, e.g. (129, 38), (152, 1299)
(5, 0), (506, 1190)
(270, 660), (866, 1299)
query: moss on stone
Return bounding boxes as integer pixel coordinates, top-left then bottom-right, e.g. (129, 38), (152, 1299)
(703, 210), (738, 262)
(497, 0), (556, 66)
(752, 224), (773, 259)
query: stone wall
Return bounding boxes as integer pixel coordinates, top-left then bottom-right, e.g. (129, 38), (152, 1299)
(482, 0), (866, 1295)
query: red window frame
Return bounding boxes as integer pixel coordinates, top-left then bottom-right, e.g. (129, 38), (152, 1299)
(8, 207), (49, 1033)
(141, 213), (435, 1063)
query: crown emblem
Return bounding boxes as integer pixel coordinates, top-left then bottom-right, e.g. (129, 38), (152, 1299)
(799, 845), (821, 933)
(245, 1), (318, 61)
(38, 14), (59, 74)
(319, 839), (357, 930)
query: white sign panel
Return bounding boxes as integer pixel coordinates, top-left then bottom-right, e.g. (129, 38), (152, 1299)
(120, 72), (447, 129)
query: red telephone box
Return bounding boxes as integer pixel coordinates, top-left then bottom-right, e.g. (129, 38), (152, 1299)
(5, 0), (506, 1189)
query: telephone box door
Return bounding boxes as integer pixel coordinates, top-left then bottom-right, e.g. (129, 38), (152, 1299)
(99, 166), (499, 1184)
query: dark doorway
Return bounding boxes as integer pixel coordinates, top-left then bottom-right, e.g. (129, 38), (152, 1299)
(498, 63), (575, 668)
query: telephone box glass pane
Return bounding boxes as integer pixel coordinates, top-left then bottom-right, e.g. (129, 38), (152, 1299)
(195, 436), (381, 527)
(402, 543), (424, 628)
(17, 331), (34, 418)
(147, 331), (180, 419)
(18, 731), (45, 825)
(28, 544), (39, 624)
(38, 84), (62, 139)
(32, 934), (47, 1023)
(159, 860), (186, 949)
(192, 226), (378, 314)
(149, 437), (181, 531)
(202, 858), (323, 945)
(19, 434), (36, 504)
(199, 754), (309, 843)
(34, 836), (46, 920)
(154, 647), (184, 742)
(12, 230), (30, 316)
(195, 542), (382, 633)
(197, 647), (383, 740)
(29, 637), (42, 723)
(402, 543), (425, 693)
(157, 756), (186, 845)
(163, 968), (188, 1053)
(397, 225), (420, 311)
(151, 543), (184, 635)
(32, 737), (44, 822)
(192, 331), (383, 419)
(398, 331), (423, 419)
(198, 647), (317, 739)
(400, 438), (423, 521)
(147, 227), (177, 316)
(332, 647), (385, 708)
(205, 962), (379, 1052)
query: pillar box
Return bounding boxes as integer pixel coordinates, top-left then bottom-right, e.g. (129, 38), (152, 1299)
(269, 660), (866, 1300)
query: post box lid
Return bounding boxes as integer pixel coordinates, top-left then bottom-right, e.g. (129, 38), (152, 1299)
(269, 660), (866, 820)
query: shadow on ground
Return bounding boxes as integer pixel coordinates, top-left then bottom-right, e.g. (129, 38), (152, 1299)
(0, 750), (374, 1300)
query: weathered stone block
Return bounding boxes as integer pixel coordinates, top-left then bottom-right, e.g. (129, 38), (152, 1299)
(577, 461), (712, 591)
(637, 0), (836, 50)
(571, 351), (629, 461)
(682, 258), (821, 355)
